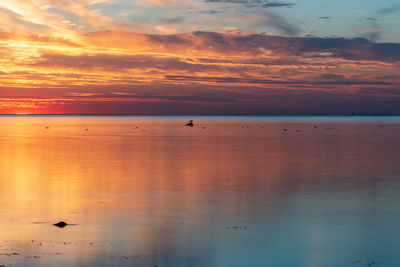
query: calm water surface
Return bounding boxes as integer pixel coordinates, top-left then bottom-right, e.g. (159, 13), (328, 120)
(0, 116), (400, 267)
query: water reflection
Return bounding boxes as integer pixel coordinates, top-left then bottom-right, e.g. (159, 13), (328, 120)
(0, 116), (399, 267)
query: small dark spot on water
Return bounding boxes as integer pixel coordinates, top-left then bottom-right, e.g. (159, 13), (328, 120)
(283, 129), (287, 131)
(226, 225), (248, 230)
(54, 221), (68, 228)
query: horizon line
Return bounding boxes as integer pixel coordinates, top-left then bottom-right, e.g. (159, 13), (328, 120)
(1, 114), (400, 117)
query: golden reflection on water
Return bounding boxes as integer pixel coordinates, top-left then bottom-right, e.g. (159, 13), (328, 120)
(0, 116), (400, 267)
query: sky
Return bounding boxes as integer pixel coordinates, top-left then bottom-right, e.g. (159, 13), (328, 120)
(0, 0), (399, 114)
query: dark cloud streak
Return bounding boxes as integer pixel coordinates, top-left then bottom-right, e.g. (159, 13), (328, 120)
(205, 0), (295, 8)
(377, 4), (400, 15)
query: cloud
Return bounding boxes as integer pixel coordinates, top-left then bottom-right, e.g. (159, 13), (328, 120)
(164, 75), (395, 86)
(67, 92), (101, 97)
(145, 0), (183, 7)
(197, 10), (222, 14)
(1, 29), (399, 114)
(161, 16), (185, 24)
(377, 4), (400, 15)
(0, 7), (49, 32)
(357, 17), (383, 41)
(357, 26), (383, 34)
(205, 0), (295, 8)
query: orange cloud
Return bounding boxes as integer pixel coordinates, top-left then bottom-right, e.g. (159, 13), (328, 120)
(0, 28), (399, 114)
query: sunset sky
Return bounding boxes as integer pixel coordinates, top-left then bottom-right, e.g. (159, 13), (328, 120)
(1, 0), (399, 114)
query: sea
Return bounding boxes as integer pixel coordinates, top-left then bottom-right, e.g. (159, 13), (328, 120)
(0, 115), (399, 267)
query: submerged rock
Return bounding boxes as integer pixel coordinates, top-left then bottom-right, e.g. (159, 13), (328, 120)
(54, 221), (68, 228)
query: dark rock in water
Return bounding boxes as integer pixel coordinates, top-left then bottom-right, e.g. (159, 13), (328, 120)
(54, 221), (68, 228)
(185, 120), (194, 127)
